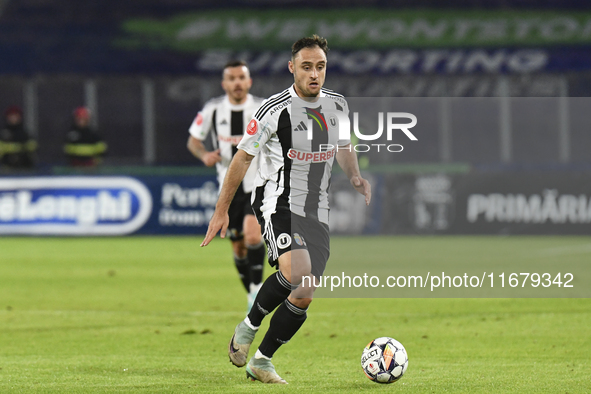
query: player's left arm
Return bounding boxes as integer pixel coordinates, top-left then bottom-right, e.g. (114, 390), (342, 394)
(335, 146), (371, 206)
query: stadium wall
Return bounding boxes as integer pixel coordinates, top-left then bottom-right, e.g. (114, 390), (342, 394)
(2, 74), (591, 167)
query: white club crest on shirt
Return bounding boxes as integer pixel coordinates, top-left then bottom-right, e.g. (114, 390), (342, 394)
(277, 233), (291, 249)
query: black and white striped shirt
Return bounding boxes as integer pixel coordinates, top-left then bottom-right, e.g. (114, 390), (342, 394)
(189, 94), (264, 193)
(237, 85), (350, 224)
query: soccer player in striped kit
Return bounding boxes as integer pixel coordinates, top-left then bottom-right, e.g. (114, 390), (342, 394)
(201, 36), (371, 384)
(188, 61), (266, 311)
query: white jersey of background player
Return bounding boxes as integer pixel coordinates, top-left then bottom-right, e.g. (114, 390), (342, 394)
(189, 93), (263, 194)
(187, 60), (266, 312)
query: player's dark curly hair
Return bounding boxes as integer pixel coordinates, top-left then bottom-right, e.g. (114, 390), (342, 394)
(224, 60), (248, 69)
(291, 34), (329, 59)
(222, 60), (248, 77)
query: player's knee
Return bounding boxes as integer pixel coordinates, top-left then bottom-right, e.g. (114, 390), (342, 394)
(291, 263), (312, 285)
(279, 266), (293, 284)
(290, 297), (313, 309)
(244, 233), (262, 247)
(280, 268), (312, 287)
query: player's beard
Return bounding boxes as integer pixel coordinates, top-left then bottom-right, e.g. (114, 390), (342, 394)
(307, 82), (321, 97)
(229, 88), (246, 103)
(296, 81), (321, 98)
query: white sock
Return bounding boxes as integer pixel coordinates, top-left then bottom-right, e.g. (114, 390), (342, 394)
(254, 349), (271, 360)
(249, 282), (262, 294)
(244, 316), (259, 331)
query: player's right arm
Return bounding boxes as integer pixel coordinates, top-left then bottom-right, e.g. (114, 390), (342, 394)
(187, 136), (220, 167)
(201, 149), (254, 247)
(187, 101), (221, 167)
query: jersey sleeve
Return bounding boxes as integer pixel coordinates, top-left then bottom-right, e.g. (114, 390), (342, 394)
(337, 98), (351, 147)
(252, 96), (266, 113)
(188, 100), (215, 141)
(237, 111), (276, 157)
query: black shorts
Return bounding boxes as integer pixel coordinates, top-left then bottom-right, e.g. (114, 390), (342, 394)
(257, 208), (330, 279)
(227, 187), (254, 241)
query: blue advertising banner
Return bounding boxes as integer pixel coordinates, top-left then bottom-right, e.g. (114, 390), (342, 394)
(135, 175), (217, 235)
(0, 175), (216, 235)
(0, 177), (153, 235)
(2, 173), (591, 236)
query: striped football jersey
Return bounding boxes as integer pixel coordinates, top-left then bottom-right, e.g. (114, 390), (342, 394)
(237, 85), (350, 225)
(189, 94), (264, 193)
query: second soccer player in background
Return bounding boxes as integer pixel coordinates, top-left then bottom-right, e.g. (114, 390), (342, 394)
(187, 61), (266, 311)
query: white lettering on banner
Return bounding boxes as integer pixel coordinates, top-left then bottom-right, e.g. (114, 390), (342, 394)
(0, 177), (152, 235)
(278, 19), (311, 40)
(408, 19), (448, 39)
(197, 49), (549, 75)
(0, 191), (131, 224)
(467, 191), (591, 224)
(159, 208), (215, 226)
(177, 18), (221, 40)
(161, 181), (217, 208)
(168, 75), (562, 101)
(177, 16), (591, 44)
(159, 181), (217, 227)
(226, 19), (278, 40)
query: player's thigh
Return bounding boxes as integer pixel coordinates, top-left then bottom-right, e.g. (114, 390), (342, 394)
(258, 210), (290, 270)
(242, 214), (262, 245)
(292, 216), (330, 280)
(277, 248), (312, 285)
(287, 252), (317, 303)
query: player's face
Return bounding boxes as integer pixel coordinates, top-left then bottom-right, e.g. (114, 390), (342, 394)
(221, 66), (252, 104)
(6, 113), (22, 126)
(289, 47), (327, 98)
(75, 115), (90, 128)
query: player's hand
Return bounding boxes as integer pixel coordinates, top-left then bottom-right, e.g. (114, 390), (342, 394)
(200, 209), (229, 247)
(351, 176), (371, 206)
(202, 149), (222, 167)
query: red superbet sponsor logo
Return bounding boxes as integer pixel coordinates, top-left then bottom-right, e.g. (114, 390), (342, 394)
(218, 135), (242, 145)
(195, 113), (203, 126)
(288, 148), (336, 163)
(247, 119), (258, 135)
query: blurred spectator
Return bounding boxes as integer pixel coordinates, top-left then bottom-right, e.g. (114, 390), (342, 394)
(64, 106), (107, 166)
(0, 105), (37, 169)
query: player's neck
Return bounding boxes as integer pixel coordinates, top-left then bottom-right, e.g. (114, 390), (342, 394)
(293, 84), (319, 102)
(227, 95), (248, 106)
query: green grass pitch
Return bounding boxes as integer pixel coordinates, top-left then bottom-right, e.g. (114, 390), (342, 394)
(0, 236), (589, 393)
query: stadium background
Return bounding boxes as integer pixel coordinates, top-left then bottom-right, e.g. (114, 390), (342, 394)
(3, 0), (591, 236)
(0, 0), (591, 234)
(1, 1), (590, 392)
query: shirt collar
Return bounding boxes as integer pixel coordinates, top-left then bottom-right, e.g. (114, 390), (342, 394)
(289, 84), (325, 99)
(225, 94), (252, 110)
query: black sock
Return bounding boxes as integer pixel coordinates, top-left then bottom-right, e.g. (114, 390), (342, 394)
(258, 299), (308, 359)
(233, 255), (250, 292)
(247, 271), (291, 327)
(247, 242), (265, 287)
